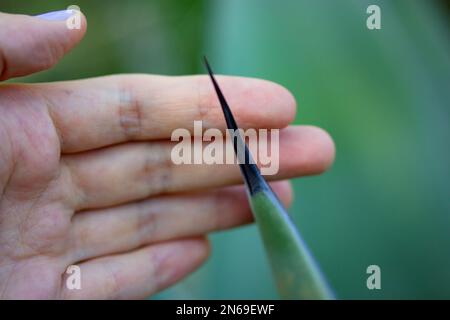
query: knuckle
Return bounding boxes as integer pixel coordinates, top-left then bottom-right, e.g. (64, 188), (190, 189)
(117, 79), (143, 140)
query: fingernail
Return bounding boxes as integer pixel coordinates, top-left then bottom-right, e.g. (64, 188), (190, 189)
(35, 9), (74, 21)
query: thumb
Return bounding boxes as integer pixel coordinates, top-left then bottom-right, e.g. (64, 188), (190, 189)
(0, 9), (87, 81)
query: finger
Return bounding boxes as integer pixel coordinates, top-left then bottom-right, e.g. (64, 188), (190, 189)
(39, 74), (296, 152)
(68, 181), (292, 262)
(62, 126), (334, 210)
(60, 237), (209, 299)
(0, 10), (86, 80)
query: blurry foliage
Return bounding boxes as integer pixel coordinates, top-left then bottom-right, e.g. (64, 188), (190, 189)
(1, 0), (449, 299)
(2, 0), (205, 80)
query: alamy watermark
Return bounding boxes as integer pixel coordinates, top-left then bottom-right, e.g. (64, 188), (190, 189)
(366, 5), (381, 30)
(170, 121), (280, 175)
(366, 265), (381, 290)
(65, 265), (81, 290)
(65, 5), (82, 30)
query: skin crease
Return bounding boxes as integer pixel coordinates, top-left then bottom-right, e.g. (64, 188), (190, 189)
(0, 11), (335, 299)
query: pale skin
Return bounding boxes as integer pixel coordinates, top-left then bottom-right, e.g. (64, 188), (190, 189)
(0, 12), (335, 299)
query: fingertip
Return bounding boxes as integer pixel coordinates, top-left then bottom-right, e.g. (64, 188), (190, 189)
(280, 126), (336, 176)
(198, 75), (297, 129)
(242, 78), (297, 128)
(148, 237), (210, 297)
(0, 10), (87, 80)
(266, 81), (298, 127)
(157, 237), (210, 286)
(198, 236), (211, 261)
(175, 237), (211, 265)
(270, 180), (294, 208)
(33, 9), (88, 55)
(307, 126), (336, 173)
(66, 11), (88, 46)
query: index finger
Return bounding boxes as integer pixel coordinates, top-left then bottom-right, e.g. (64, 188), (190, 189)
(37, 74), (297, 153)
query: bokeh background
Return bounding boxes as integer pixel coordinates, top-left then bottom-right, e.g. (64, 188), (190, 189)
(1, 0), (449, 299)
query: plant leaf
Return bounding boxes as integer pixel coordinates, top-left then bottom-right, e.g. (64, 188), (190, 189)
(204, 57), (334, 299)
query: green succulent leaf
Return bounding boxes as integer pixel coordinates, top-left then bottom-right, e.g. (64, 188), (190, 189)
(250, 189), (334, 299)
(204, 57), (334, 299)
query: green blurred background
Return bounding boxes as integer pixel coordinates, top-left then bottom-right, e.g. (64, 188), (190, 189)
(1, 0), (449, 299)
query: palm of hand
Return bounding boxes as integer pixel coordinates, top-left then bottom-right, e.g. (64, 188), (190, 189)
(0, 11), (334, 299)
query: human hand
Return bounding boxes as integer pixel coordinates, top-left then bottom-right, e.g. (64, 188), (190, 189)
(0, 11), (335, 299)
